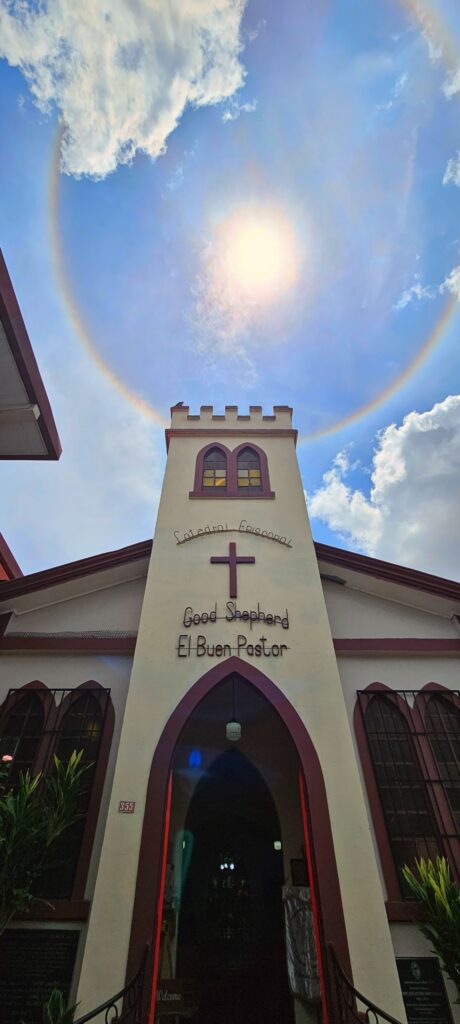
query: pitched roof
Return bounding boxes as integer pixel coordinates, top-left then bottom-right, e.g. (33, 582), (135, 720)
(0, 539), (152, 599)
(0, 536), (459, 605)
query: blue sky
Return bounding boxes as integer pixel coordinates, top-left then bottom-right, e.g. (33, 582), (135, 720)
(1, 0), (460, 578)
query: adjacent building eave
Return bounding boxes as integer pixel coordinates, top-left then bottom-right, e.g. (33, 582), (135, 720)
(0, 533), (22, 580)
(0, 249), (62, 460)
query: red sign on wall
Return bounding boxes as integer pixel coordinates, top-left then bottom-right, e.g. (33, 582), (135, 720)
(118, 800), (136, 814)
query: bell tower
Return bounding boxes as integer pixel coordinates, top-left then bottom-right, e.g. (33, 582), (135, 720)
(77, 404), (406, 1022)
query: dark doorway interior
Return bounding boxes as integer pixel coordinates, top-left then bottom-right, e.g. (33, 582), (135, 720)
(176, 749), (294, 1024)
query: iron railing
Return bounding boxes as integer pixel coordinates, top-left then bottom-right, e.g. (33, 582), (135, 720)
(73, 949), (148, 1024)
(329, 946), (404, 1024)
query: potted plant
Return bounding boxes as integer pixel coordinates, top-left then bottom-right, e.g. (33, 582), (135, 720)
(0, 750), (88, 934)
(402, 857), (460, 999)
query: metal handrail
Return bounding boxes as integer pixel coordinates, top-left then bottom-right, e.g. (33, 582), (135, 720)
(73, 947), (148, 1024)
(329, 945), (404, 1024)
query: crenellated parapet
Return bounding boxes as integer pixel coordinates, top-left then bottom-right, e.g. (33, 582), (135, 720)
(169, 404), (293, 430)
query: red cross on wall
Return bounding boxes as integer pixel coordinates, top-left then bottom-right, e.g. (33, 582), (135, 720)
(210, 541), (255, 598)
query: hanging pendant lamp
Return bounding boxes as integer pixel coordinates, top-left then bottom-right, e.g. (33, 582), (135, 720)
(226, 678), (241, 742)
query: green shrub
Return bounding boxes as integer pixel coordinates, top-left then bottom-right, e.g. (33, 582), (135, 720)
(42, 988), (78, 1024)
(0, 750), (89, 934)
(402, 857), (460, 994)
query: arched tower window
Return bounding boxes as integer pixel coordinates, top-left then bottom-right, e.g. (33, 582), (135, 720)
(191, 441), (274, 498)
(39, 692), (104, 899)
(202, 447), (227, 491)
(425, 695), (460, 833)
(237, 447), (262, 493)
(364, 696), (441, 884)
(0, 692), (44, 787)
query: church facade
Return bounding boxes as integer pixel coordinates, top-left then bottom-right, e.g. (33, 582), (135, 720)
(1, 404), (460, 1024)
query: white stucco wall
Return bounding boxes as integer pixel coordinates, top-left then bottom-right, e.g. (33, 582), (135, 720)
(323, 581), (459, 638)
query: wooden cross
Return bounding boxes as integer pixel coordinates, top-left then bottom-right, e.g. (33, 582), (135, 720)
(210, 541), (255, 598)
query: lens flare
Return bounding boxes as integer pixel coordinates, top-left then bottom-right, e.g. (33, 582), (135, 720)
(218, 209), (300, 303)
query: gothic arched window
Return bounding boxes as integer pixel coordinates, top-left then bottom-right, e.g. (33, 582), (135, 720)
(202, 447), (227, 491)
(40, 692), (105, 898)
(237, 447), (262, 493)
(425, 695), (460, 833)
(191, 441), (274, 498)
(364, 695), (441, 884)
(0, 692), (44, 787)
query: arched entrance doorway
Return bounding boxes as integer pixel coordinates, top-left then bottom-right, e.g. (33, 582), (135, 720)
(127, 658), (350, 1024)
(176, 747), (293, 1023)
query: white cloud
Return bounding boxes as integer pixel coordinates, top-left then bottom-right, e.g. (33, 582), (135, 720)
(440, 264), (460, 299)
(309, 395), (460, 579)
(443, 154), (460, 188)
(376, 72), (408, 113)
(443, 69), (460, 99)
(442, 74), (460, 186)
(0, 0), (247, 178)
(411, 3), (442, 64)
(0, 352), (164, 572)
(222, 98), (257, 122)
(393, 276), (435, 310)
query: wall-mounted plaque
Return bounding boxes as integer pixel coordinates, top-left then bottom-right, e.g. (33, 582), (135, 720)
(0, 928), (79, 1024)
(396, 957), (454, 1024)
(118, 799), (136, 813)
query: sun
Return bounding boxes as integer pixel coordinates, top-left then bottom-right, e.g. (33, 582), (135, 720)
(217, 208), (300, 302)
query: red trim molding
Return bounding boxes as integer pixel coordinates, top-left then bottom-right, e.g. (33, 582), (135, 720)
(386, 901), (425, 922)
(16, 900), (90, 923)
(0, 249), (61, 461)
(335, 638), (460, 655)
(0, 534), (22, 580)
(0, 539), (152, 600)
(190, 440), (275, 499)
(127, 656), (352, 1017)
(166, 427), (298, 451)
(0, 634), (136, 653)
(317, 542), (460, 603)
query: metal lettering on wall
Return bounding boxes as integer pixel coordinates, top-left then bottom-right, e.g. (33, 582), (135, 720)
(174, 525), (291, 659)
(174, 520), (293, 548)
(176, 601), (290, 659)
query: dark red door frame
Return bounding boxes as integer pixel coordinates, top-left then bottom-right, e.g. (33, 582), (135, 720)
(126, 656), (352, 1017)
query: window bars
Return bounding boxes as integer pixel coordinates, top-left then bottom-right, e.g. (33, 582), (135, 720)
(358, 689), (460, 892)
(0, 687), (110, 898)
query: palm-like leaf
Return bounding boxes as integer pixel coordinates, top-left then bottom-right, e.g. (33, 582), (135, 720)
(42, 987), (78, 1024)
(0, 751), (90, 935)
(403, 857), (460, 993)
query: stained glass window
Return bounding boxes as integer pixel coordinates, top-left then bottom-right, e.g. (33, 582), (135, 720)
(237, 448), (262, 492)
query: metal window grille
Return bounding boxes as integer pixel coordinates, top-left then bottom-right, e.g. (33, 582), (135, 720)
(0, 692), (44, 786)
(0, 687), (110, 898)
(358, 690), (460, 893)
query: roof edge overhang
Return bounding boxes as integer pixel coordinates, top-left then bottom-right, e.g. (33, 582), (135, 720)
(0, 249), (62, 461)
(0, 539), (153, 600)
(0, 536), (459, 606)
(0, 533), (22, 580)
(316, 542), (460, 604)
